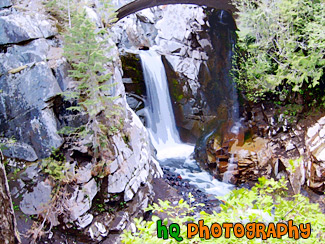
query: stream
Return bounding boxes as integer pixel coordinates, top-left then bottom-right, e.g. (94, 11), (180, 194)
(139, 49), (234, 196)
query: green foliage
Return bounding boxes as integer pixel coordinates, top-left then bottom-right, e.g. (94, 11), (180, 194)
(287, 157), (302, 173)
(12, 201), (20, 211)
(45, 0), (121, 157)
(0, 137), (17, 151)
(62, 3), (122, 157)
(41, 158), (70, 182)
(122, 177), (325, 243)
(95, 202), (106, 213)
(57, 126), (79, 136)
(232, 0), (325, 103)
(119, 201), (127, 208)
(276, 103), (303, 123)
(50, 146), (65, 161)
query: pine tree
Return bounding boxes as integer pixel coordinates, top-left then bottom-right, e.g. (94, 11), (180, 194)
(63, 8), (121, 157)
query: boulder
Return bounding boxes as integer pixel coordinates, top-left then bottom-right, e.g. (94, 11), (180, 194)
(1, 141), (38, 162)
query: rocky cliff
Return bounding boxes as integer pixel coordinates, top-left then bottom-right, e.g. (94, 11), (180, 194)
(0, 0), (162, 242)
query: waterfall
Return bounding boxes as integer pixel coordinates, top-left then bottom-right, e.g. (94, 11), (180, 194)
(139, 49), (233, 196)
(139, 50), (193, 160)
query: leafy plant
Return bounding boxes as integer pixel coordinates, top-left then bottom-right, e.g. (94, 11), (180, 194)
(122, 177), (325, 243)
(50, 146), (65, 161)
(12, 201), (20, 211)
(120, 201), (127, 208)
(287, 157), (302, 173)
(41, 158), (70, 182)
(232, 0), (325, 103)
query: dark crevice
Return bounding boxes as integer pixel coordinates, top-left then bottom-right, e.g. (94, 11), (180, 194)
(0, 38), (39, 50)
(0, 44), (9, 53)
(0, 5), (12, 10)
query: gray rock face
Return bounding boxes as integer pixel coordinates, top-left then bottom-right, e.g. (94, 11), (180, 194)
(20, 164), (40, 182)
(107, 108), (153, 202)
(1, 141), (38, 162)
(0, 13), (57, 45)
(0, 62), (64, 159)
(0, 0), (12, 8)
(0, 38), (50, 74)
(66, 178), (99, 222)
(20, 181), (52, 215)
(0, 8), (70, 161)
(2, 1), (162, 241)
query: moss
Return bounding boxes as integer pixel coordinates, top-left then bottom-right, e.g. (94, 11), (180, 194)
(170, 78), (185, 102)
(120, 54), (144, 85)
(121, 54), (146, 96)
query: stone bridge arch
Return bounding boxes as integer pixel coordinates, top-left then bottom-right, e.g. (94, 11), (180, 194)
(116, 0), (236, 20)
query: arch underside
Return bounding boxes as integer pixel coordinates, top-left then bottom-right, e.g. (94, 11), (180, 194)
(116, 0), (236, 20)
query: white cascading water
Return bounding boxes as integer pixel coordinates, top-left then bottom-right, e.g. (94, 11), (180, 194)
(140, 49), (233, 196)
(139, 50), (194, 160)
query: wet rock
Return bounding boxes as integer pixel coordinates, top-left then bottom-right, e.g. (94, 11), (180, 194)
(114, 4), (231, 143)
